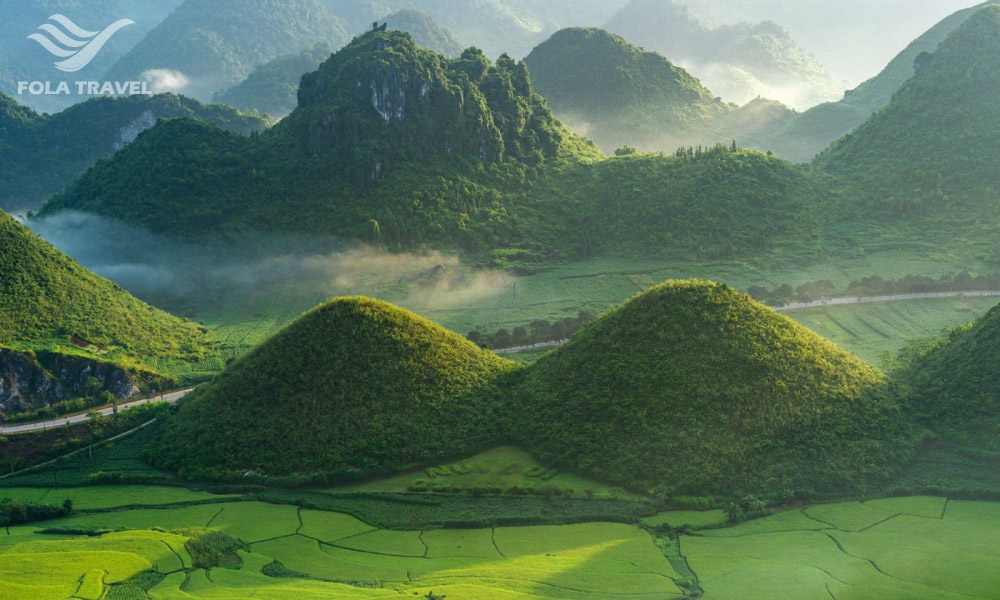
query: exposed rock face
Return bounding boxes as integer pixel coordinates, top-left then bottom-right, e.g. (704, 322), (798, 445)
(369, 65), (407, 122)
(0, 349), (141, 415)
(114, 110), (158, 150)
(288, 31), (559, 179)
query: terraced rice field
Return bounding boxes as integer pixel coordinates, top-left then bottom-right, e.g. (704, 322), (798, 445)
(2, 493), (998, 599)
(784, 295), (1000, 364)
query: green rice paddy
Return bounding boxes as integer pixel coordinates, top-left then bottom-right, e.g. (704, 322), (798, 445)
(2, 489), (998, 599)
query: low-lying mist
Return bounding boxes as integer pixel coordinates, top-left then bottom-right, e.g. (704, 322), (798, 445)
(27, 211), (512, 324)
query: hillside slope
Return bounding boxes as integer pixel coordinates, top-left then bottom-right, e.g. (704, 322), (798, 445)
(0, 211), (208, 364)
(0, 93), (267, 212)
(148, 297), (516, 478)
(524, 28), (726, 152)
(525, 28), (795, 153)
(518, 281), (908, 496)
(815, 5), (1000, 220)
(212, 44), (333, 118)
(766, 0), (1000, 161)
(894, 303), (1000, 449)
(104, 0), (349, 101)
(546, 149), (818, 259)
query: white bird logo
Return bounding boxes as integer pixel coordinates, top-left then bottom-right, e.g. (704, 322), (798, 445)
(27, 14), (134, 73)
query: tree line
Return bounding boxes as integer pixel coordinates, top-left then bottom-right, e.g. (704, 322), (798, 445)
(467, 312), (594, 349)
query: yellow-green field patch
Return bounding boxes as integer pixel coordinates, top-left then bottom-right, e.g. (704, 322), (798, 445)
(423, 528), (499, 558)
(44, 504), (223, 532)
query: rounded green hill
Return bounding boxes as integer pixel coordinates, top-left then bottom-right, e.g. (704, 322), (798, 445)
(895, 303), (1000, 449)
(149, 297), (517, 479)
(516, 280), (909, 497)
(0, 211), (208, 363)
(524, 27), (727, 151)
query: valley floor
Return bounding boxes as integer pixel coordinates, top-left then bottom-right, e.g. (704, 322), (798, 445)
(183, 251), (1000, 376)
(0, 487), (996, 599)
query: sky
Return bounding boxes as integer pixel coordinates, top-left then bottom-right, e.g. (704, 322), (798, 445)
(686, 0), (984, 86)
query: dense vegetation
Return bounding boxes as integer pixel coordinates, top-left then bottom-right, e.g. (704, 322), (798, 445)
(893, 302), (1000, 450)
(103, 0), (349, 101)
(524, 28), (726, 152)
(0, 211), (209, 364)
(45, 30), (601, 251)
(816, 6), (1000, 220)
(41, 31), (837, 261)
(0, 497), (72, 526)
(545, 147), (819, 259)
(382, 9), (465, 58)
(766, 0), (1000, 161)
(150, 284), (912, 500)
(212, 44), (333, 118)
(0, 93), (267, 211)
(604, 0), (844, 110)
(147, 297), (517, 479)
(516, 281), (911, 497)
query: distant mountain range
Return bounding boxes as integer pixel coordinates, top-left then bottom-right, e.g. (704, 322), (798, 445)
(604, 0), (846, 110)
(212, 10), (465, 118)
(525, 27), (795, 153)
(0, 93), (267, 212)
(103, 0), (349, 102)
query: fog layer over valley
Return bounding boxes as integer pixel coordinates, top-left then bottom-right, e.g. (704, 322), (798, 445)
(26, 212), (512, 324)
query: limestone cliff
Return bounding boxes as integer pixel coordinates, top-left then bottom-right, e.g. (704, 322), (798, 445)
(0, 349), (156, 416)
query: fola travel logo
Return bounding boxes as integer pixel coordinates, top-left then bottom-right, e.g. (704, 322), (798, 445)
(18, 14), (152, 97)
(27, 14), (134, 72)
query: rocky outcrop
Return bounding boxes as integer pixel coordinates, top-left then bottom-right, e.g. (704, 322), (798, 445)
(0, 349), (142, 415)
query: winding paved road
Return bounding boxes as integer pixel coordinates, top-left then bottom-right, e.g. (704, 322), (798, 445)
(1, 389), (193, 435)
(772, 290), (1000, 311)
